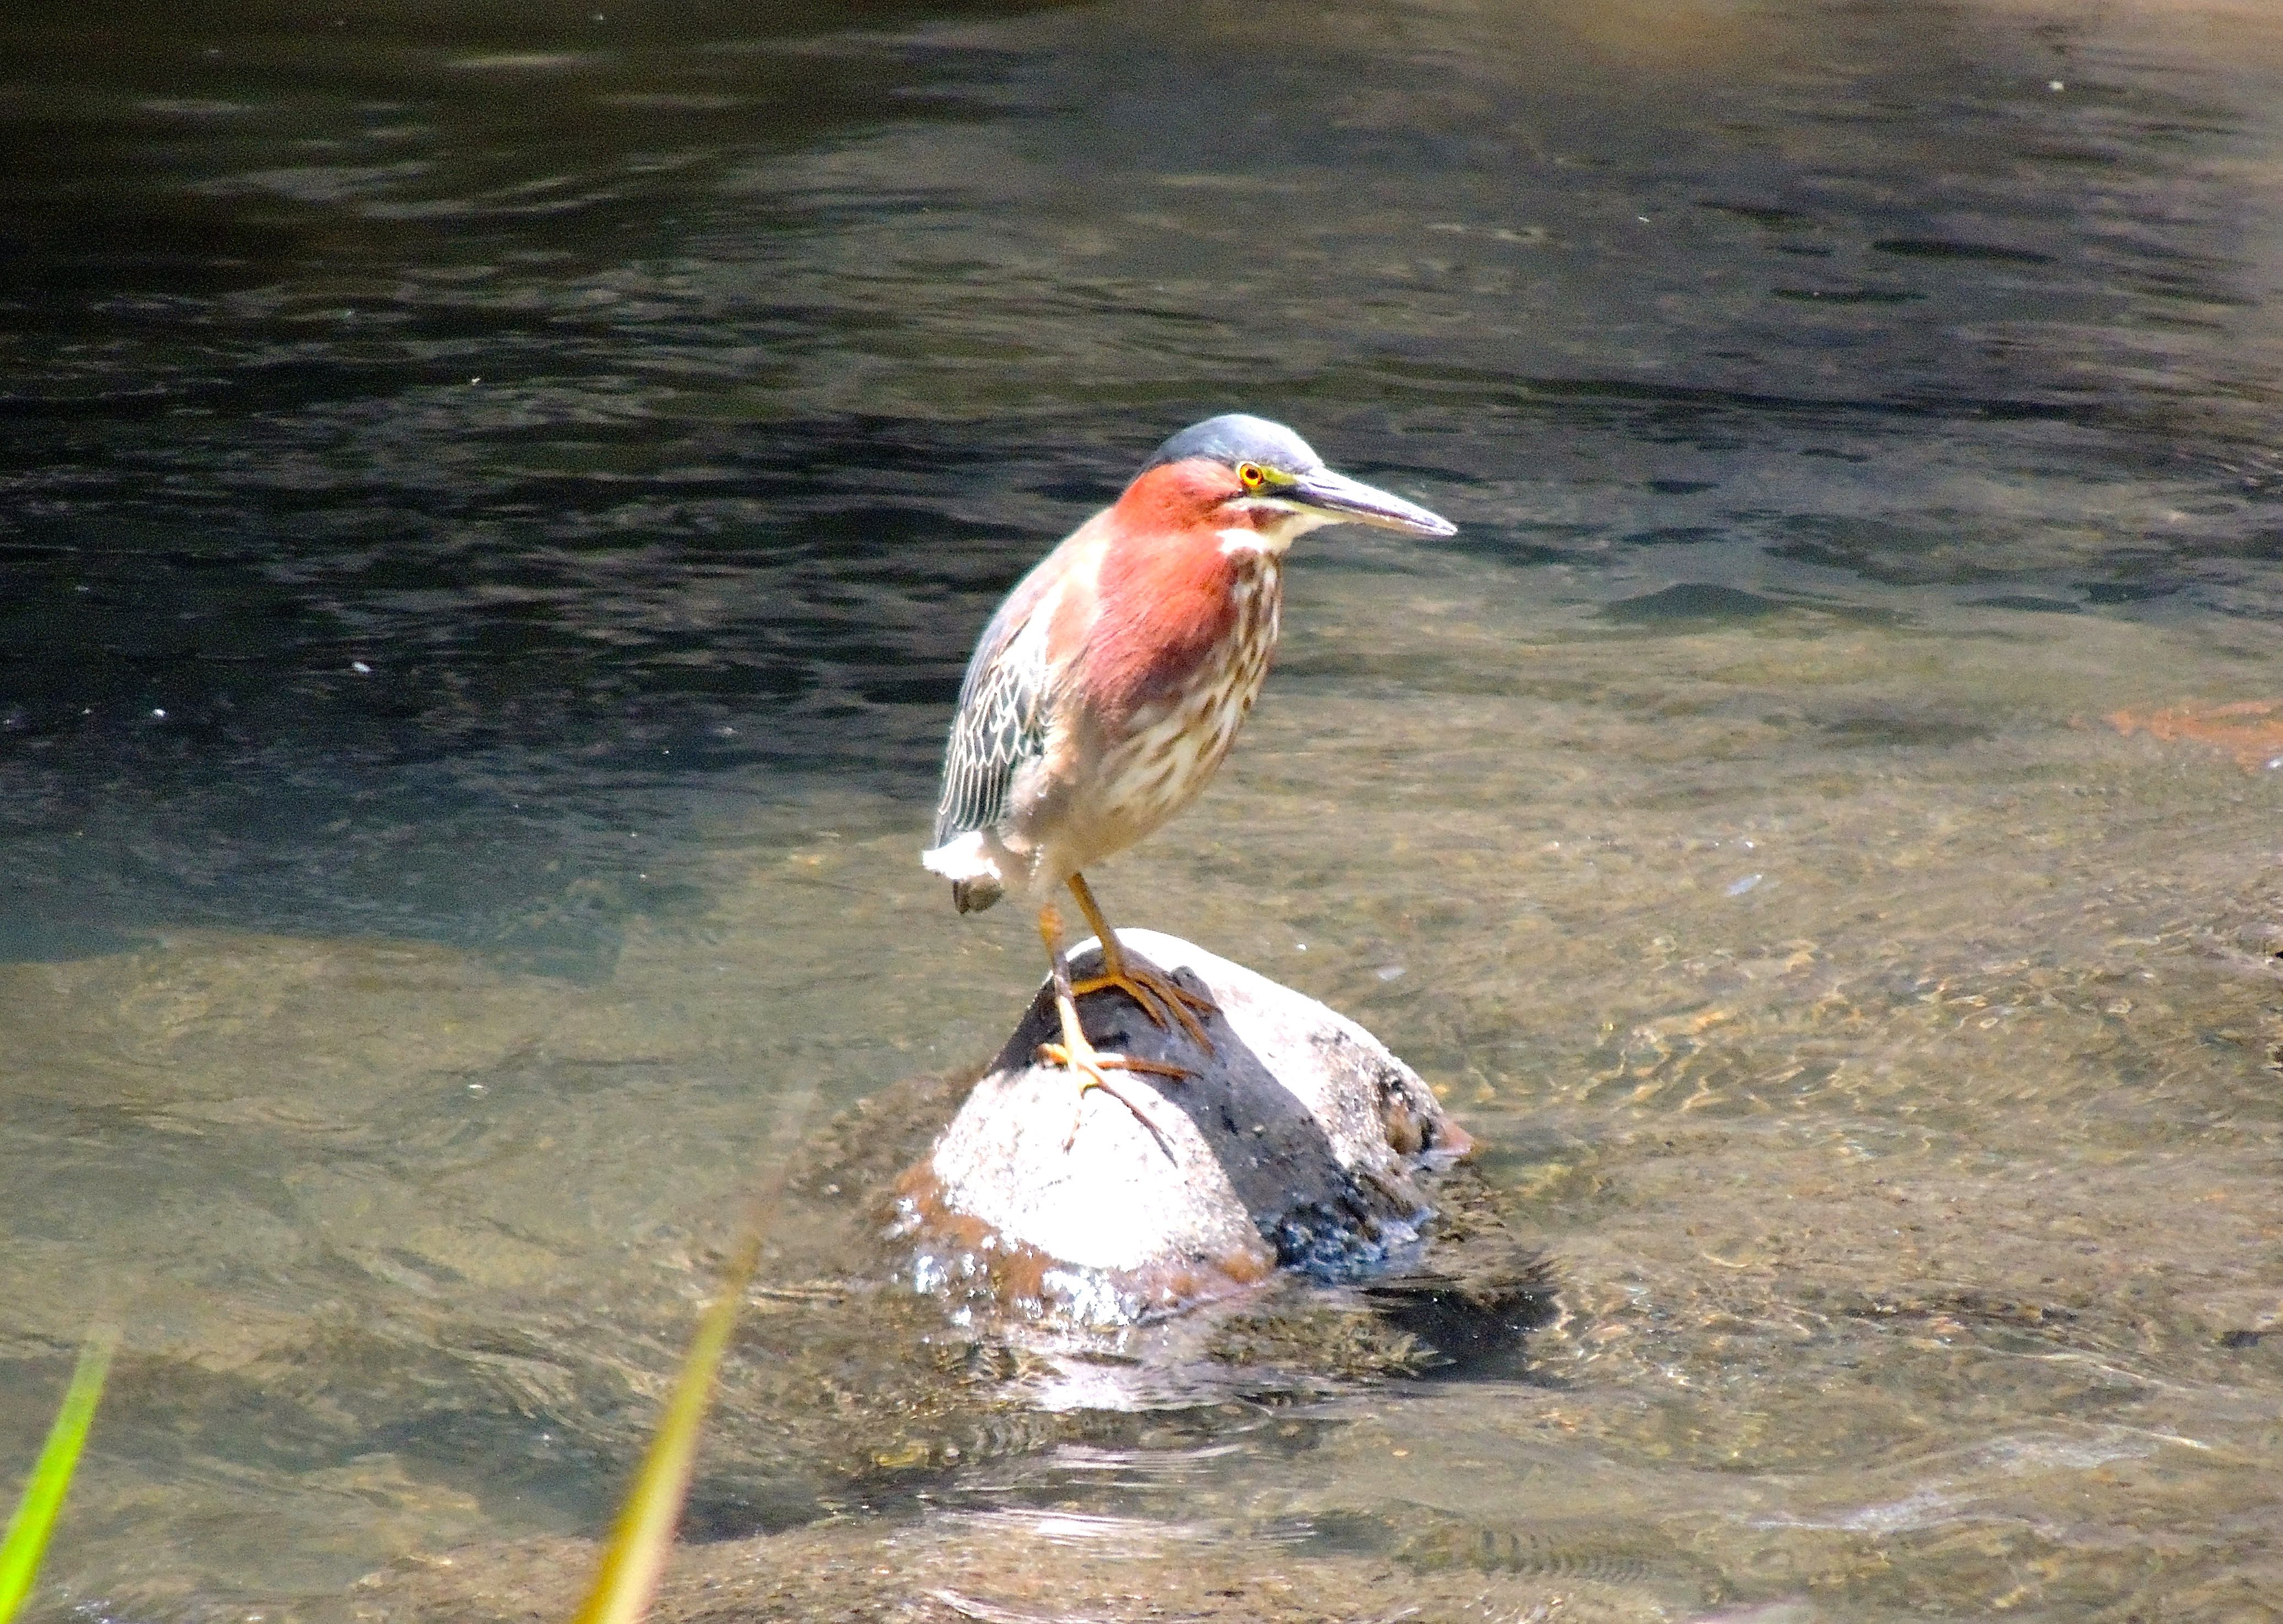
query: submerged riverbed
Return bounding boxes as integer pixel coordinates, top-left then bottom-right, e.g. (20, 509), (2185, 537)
(4, 1), (2281, 1620)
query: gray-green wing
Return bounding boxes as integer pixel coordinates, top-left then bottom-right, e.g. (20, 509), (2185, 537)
(930, 583), (1053, 847)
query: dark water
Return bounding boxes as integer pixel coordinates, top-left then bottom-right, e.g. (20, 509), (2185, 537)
(4, 2), (2282, 1620)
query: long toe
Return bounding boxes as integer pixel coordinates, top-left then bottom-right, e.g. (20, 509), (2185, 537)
(1036, 1040), (1184, 1150)
(1071, 964), (1219, 1051)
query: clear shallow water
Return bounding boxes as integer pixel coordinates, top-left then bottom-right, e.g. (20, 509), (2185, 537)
(4, 1), (2282, 1619)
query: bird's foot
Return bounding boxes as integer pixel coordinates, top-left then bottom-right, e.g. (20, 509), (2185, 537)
(1071, 962), (1219, 1051)
(1036, 1039), (1188, 1150)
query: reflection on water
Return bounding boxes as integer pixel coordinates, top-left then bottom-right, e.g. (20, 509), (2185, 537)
(3, 0), (2282, 1618)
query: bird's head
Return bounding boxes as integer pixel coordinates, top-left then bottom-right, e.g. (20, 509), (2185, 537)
(1127, 413), (1456, 552)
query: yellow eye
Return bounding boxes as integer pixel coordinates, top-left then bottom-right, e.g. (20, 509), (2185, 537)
(1237, 462), (1266, 489)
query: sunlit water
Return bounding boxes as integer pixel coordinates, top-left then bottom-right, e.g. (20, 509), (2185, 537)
(4, 1), (2281, 1619)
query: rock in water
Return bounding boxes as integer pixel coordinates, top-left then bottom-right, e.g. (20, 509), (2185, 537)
(895, 930), (1474, 1324)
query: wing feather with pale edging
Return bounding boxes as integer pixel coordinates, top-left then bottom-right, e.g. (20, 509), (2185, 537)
(931, 579), (1055, 848)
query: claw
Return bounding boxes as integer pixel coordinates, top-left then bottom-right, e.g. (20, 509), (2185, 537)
(1037, 1041), (1184, 1150)
(1071, 963), (1218, 1051)
(1062, 872), (1221, 1053)
(1038, 1043), (1189, 1083)
(1036, 893), (1191, 1157)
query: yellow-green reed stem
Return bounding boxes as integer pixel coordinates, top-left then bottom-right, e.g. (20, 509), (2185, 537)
(568, 1218), (767, 1624)
(570, 1067), (815, 1624)
(0, 1329), (117, 1624)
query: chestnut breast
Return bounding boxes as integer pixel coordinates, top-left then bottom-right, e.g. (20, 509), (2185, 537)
(1058, 460), (1284, 833)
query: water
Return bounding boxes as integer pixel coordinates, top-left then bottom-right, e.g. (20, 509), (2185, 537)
(4, 0), (2281, 1618)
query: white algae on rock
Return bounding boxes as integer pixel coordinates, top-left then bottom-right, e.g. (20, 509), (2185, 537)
(896, 930), (1474, 1323)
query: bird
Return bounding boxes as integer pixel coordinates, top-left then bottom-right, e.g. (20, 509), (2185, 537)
(922, 413), (1456, 1132)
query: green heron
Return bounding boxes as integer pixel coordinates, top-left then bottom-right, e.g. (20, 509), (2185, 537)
(923, 414), (1455, 1129)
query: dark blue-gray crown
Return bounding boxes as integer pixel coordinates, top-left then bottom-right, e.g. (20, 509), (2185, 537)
(1140, 413), (1323, 475)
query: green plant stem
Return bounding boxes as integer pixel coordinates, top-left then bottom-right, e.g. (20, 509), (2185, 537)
(569, 1220), (767, 1624)
(0, 1329), (117, 1623)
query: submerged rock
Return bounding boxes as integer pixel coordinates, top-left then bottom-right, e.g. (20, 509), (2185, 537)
(354, 1508), (1686, 1624)
(895, 930), (1475, 1323)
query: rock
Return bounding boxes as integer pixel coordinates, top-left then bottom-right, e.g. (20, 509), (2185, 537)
(894, 931), (1474, 1324)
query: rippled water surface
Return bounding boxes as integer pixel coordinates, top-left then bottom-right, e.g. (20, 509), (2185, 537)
(5, 2), (2282, 1620)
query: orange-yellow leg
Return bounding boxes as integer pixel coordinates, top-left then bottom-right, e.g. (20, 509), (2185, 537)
(1036, 903), (1187, 1149)
(1065, 873), (1218, 1051)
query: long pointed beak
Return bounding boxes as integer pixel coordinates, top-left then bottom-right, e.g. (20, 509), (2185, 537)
(1286, 466), (1457, 536)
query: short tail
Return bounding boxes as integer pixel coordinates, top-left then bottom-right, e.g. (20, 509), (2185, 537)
(923, 831), (1004, 914)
